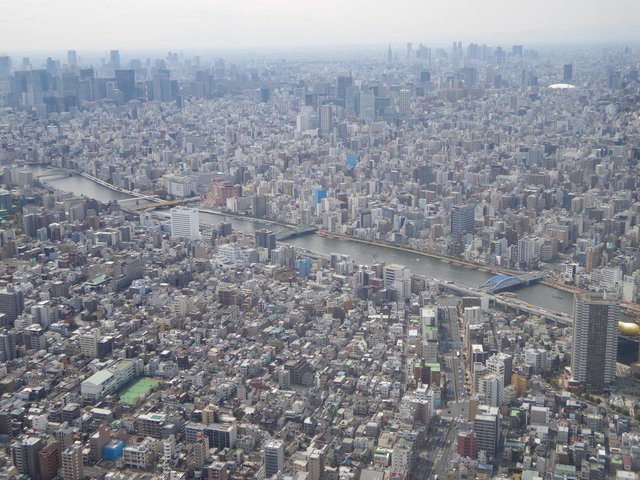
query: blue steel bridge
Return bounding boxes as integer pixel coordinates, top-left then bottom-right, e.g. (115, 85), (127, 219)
(479, 272), (545, 294)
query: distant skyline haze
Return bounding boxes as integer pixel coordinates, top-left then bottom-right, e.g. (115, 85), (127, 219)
(0, 0), (638, 52)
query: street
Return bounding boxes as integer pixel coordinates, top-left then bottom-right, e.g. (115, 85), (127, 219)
(413, 301), (469, 480)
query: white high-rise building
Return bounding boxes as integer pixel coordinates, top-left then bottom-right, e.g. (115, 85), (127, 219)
(31, 301), (54, 328)
(264, 440), (284, 478)
(61, 442), (84, 480)
(170, 207), (200, 241)
(383, 264), (411, 301)
(398, 89), (411, 115)
(486, 352), (513, 386)
(319, 104), (333, 134)
(162, 434), (176, 462)
(80, 328), (100, 358)
(571, 293), (619, 392)
(478, 373), (504, 407)
(524, 348), (547, 375)
(307, 448), (325, 480)
(463, 306), (482, 326)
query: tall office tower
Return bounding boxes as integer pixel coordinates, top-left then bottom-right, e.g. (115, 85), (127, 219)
(252, 195), (268, 218)
(153, 69), (172, 101)
(398, 89), (411, 115)
(451, 204), (476, 235)
(255, 229), (276, 254)
(336, 75), (352, 107)
(264, 440), (285, 478)
(608, 70), (621, 89)
(0, 330), (17, 361)
(61, 442), (84, 480)
(563, 64), (573, 82)
(12, 436), (44, 479)
(0, 286), (23, 321)
(359, 91), (375, 121)
(462, 66), (477, 87)
(478, 373), (504, 407)
(115, 69), (135, 102)
(416, 165), (432, 185)
(170, 207), (200, 241)
(383, 264), (411, 301)
(473, 405), (501, 459)
(571, 293), (619, 392)
(0, 56), (10, 79)
(260, 87), (270, 103)
(67, 50), (78, 67)
(38, 441), (62, 480)
(110, 50), (121, 69)
(319, 104), (333, 134)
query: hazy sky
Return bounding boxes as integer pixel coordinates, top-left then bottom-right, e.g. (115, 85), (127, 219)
(1, 0), (638, 53)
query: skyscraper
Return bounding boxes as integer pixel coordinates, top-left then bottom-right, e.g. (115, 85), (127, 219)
(473, 405), (500, 459)
(0, 286), (24, 321)
(255, 229), (276, 254)
(110, 50), (121, 69)
(451, 204), (476, 235)
(264, 440), (284, 478)
(336, 75), (353, 107)
(319, 104), (333, 134)
(252, 195), (268, 218)
(398, 89), (411, 115)
(359, 91), (375, 121)
(67, 50), (78, 68)
(563, 63), (573, 83)
(170, 207), (200, 241)
(0, 56), (10, 79)
(115, 69), (136, 102)
(571, 293), (619, 392)
(0, 330), (17, 361)
(383, 264), (411, 301)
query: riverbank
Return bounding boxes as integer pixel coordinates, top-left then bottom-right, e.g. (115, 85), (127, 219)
(315, 230), (640, 316)
(26, 167), (624, 318)
(316, 229), (517, 276)
(198, 206), (297, 229)
(540, 279), (583, 294)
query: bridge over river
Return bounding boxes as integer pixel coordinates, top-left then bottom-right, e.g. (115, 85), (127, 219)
(480, 272), (545, 294)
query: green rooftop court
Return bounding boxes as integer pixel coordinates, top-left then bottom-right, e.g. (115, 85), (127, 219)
(118, 378), (162, 405)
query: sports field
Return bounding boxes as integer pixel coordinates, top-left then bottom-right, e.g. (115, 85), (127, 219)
(119, 378), (162, 405)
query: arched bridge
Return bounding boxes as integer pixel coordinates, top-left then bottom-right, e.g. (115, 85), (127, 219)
(480, 272), (545, 294)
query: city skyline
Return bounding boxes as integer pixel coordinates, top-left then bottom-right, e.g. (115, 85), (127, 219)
(1, 9), (640, 477)
(0, 0), (639, 52)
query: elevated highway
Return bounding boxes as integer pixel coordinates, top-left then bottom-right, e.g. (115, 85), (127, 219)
(432, 277), (571, 325)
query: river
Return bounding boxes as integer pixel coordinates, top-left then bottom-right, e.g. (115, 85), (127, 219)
(34, 167), (575, 315)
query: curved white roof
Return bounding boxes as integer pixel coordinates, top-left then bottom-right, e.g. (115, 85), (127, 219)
(548, 83), (576, 89)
